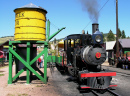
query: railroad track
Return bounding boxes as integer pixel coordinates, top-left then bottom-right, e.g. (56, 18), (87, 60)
(82, 89), (121, 96)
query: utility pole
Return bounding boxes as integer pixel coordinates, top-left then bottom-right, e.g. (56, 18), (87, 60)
(115, 0), (119, 67)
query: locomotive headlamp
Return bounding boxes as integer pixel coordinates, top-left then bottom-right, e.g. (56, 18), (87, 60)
(95, 35), (101, 43)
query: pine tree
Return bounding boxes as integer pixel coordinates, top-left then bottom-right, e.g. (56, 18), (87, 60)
(122, 30), (126, 38)
(101, 32), (106, 42)
(107, 30), (115, 41)
(118, 28), (122, 38)
(127, 36), (130, 39)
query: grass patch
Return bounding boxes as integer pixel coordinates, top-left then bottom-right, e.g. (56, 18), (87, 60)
(0, 65), (8, 69)
(36, 85), (42, 87)
(0, 74), (4, 76)
(18, 93), (28, 96)
(7, 93), (28, 96)
(6, 94), (15, 96)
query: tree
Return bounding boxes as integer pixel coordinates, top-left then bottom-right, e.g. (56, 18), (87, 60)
(107, 30), (115, 41)
(101, 32), (106, 42)
(122, 30), (126, 38)
(118, 28), (122, 38)
(127, 36), (130, 39)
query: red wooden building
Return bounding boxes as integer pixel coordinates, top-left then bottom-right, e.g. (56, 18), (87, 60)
(0, 40), (9, 61)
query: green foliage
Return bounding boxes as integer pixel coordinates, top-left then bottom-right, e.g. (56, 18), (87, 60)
(127, 36), (130, 39)
(122, 30), (126, 38)
(0, 74), (4, 76)
(48, 42), (52, 49)
(48, 49), (55, 54)
(36, 85), (43, 87)
(101, 32), (106, 42)
(6, 94), (15, 96)
(18, 94), (28, 96)
(107, 30), (115, 41)
(118, 28), (122, 38)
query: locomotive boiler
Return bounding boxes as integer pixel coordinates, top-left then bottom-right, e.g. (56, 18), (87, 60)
(61, 23), (116, 89)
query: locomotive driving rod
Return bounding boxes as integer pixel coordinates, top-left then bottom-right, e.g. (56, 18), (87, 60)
(46, 20), (66, 41)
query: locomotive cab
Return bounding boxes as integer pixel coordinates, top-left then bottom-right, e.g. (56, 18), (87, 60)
(64, 34), (92, 66)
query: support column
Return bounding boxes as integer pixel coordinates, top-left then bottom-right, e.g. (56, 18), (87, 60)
(15, 47), (19, 79)
(8, 43), (13, 84)
(26, 42), (30, 84)
(30, 48), (33, 81)
(15, 56), (19, 81)
(44, 42), (48, 84)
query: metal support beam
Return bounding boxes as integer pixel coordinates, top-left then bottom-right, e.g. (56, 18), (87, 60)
(43, 42), (48, 83)
(12, 49), (46, 81)
(26, 42), (30, 84)
(8, 44), (13, 84)
(9, 48), (45, 82)
(8, 41), (49, 84)
(49, 27), (66, 41)
(47, 20), (50, 41)
(14, 48), (19, 80)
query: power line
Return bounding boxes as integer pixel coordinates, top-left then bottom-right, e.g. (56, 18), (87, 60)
(50, 22), (59, 30)
(81, 0), (110, 32)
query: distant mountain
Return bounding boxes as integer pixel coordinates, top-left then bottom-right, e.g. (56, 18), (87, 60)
(0, 36), (14, 44)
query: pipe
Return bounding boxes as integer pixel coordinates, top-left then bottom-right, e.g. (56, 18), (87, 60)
(46, 20), (50, 41)
(49, 27), (66, 41)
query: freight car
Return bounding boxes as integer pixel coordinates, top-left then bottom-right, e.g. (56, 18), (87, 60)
(55, 23), (117, 90)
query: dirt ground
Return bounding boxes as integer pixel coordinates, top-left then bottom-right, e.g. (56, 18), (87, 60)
(0, 63), (61, 96)
(0, 62), (111, 96)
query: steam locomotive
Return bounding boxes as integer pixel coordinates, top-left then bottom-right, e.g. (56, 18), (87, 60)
(59, 23), (116, 89)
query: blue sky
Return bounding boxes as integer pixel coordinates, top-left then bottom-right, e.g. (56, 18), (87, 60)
(0, 0), (130, 40)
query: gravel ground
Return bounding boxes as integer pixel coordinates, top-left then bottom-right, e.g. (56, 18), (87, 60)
(0, 64), (61, 96)
(102, 64), (130, 96)
(0, 62), (130, 96)
(50, 67), (82, 96)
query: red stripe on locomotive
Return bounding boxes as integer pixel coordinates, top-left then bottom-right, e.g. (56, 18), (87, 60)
(80, 72), (116, 78)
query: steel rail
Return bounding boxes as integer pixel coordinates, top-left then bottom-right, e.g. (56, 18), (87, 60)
(82, 89), (121, 96)
(107, 89), (121, 96)
(91, 90), (99, 96)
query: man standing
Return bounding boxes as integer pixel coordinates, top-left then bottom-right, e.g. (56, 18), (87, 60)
(38, 58), (41, 68)
(40, 55), (44, 68)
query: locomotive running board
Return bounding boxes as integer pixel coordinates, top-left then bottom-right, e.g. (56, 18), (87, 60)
(80, 72), (116, 78)
(80, 85), (117, 89)
(80, 85), (90, 89)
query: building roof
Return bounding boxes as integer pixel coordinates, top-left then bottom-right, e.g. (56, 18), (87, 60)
(21, 3), (39, 8)
(119, 39), (130, 48)
(0, 40), (9, 46)
(14, 3), (47, 13)
(106, 41), (116, 51)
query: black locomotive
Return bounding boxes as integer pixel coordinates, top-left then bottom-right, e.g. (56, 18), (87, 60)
(61, 23), (116, 89)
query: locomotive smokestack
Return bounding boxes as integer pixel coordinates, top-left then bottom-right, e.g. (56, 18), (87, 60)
(92, 23), (99, 34)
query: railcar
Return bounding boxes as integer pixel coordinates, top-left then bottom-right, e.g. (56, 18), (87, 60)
(57, 23), (117, 89)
